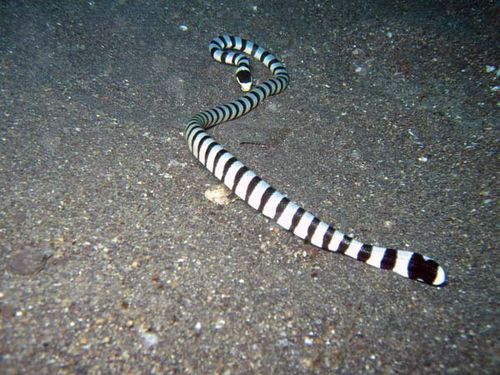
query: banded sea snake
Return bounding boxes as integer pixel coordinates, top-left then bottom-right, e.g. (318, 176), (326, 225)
(184, 35), (446, 286)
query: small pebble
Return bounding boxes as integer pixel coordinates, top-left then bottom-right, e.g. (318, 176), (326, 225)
(7, 248), (47, 275)
(276, 338), (291, 348)
(194, 321), (202, 332)
(214, 319), (225, 330)
(384, 220), (394, 229)
(140, 331), (159, 348)
(485, 64), (496, 73)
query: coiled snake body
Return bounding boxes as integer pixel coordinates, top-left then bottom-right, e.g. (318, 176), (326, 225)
(184, 35), (446, 286)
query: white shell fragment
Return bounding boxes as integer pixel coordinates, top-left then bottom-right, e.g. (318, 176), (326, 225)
(204, 184), (234, 205)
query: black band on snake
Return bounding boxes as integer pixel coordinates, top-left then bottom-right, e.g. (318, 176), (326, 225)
(184, 35), (446, 286)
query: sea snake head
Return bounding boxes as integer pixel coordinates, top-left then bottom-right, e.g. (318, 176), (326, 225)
(236, 70), (252, 91)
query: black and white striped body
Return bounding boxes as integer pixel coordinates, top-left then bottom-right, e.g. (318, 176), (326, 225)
(184, 35), (446, 286)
